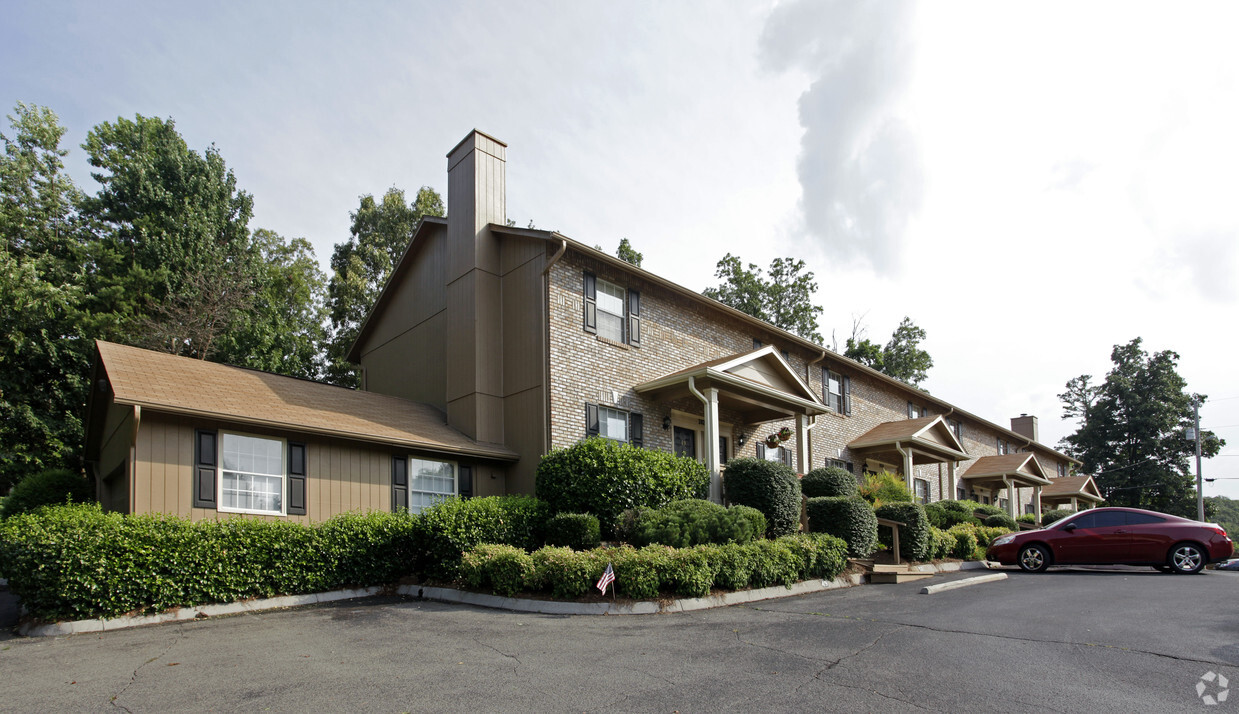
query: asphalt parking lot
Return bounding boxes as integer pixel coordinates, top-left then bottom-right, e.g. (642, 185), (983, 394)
(1, 567), (1235, 712)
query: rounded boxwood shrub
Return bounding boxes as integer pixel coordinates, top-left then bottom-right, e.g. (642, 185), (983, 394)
(460, 544), (535, 597)
(874, 502), (931, 562)
(1016, 513), (1036, 525)
(928, 526), (955, 560)
(973, 503), (1004, 518)
(933, 500), (984, 527)
(543, 512), (601, 550)
(531, 546), (598, 599)
(1042, 508), (1074, 525)
(721, 457), (801, 538)
(801, 466), (857, 499)
(983, 513), (1018, 530)
(632, 499), (763, 548)
(1, 468), (95, 519)
(946, 524), (980, 559)
(806, 496), (878, 558)
(535, 437), (709, 535)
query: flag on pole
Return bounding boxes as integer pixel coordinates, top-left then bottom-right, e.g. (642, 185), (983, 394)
(596, 562), (615, 595)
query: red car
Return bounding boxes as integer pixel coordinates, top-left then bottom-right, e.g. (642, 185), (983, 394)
(987, 507), (1233, 574)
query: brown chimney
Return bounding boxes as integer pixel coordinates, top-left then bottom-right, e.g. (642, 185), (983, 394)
(1011, 414), (1038, 442)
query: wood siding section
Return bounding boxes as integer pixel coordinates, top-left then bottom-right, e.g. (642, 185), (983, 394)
(134, 412), (394, 523)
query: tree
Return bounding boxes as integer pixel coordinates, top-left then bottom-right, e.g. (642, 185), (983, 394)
(0, 104), (90, 492)
(80, 114), (255, 345)
(702, 253), (823, 342)
(325, 186), (444, 386)
(1059, 338), (1225, 516)
(616, 238), (642, 267)
(844, 317), (933, 387)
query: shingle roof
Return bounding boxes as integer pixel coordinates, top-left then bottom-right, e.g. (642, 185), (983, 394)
(849, 416), (940, 444)
(1041, 475), (1102, 500)
(961, 453), (1052, 485)
(96, 341), (517, 461)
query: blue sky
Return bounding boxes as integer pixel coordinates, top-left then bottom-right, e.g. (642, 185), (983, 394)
(5, 1), (1239, 497)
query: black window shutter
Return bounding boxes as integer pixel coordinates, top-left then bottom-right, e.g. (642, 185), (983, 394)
(586, 403), (599, 437)
(753, 338), (762, 350)
(287, 442), (307, 516)
(782, 447), (793, 467)
(391, 456), (408, 513)
(583, 272), (597, 333)
(627, 289), (641, 346)
(458, 465), (473, 499)
(843, 376), (852, 416)
(629, 412), (643, 447)
(193, 430), (217, 509)
(756, 443), (766, 460)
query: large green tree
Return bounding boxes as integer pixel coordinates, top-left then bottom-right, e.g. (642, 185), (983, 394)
(844, 317), (934, 387)
(0, 104), (91, 491)
(326, 186), (444, 387)
(1059, 338), (1224, 516)
(702, 254), (823, 342)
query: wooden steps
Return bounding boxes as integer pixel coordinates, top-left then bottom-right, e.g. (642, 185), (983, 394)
(849, 560), (936, 584)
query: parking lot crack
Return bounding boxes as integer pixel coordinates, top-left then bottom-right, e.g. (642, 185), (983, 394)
(474, 639), (522, 676)
(109, 624), (183, 713)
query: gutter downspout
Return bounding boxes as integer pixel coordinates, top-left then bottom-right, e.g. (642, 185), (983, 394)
(807, 349), (827, 382)
(895, 441), (914, 494)
(542, 237), (568, 275)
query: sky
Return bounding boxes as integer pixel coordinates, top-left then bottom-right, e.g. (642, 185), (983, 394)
(5, 0), (1239, 498)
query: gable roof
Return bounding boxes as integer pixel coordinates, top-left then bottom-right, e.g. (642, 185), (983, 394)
(1041, 475), (1104, 502)
(93, 341), (517, 462)
(847, 415), (970, 462)
(960, 452), (1053, 487)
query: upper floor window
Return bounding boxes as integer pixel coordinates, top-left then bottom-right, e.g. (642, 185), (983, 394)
(997, 438), (1010, 455)
(1057, 462), (1068, 477)
(949, 419), (963, 442)
(907, 402), (927, 419)
(583, 271), (640, 346)
(824, 369), (850, 415)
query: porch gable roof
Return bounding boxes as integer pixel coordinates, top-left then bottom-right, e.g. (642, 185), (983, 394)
(960, 453), (1054, 488)
(847, 415), (970, 463)
(1041, 475), (1104, 502)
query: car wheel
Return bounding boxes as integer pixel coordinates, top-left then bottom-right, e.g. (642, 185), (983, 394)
(1018, 544), (1050, 573)
(1168, 543), (1206, 574)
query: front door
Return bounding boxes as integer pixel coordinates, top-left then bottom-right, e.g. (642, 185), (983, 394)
(674, 426), (696, 460)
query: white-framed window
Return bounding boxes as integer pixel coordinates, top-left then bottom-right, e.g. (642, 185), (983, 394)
(907, 402), (927, 419)
(826, 370), (844, 414)
(595, 278), (626, 343)
(950, 419), (963, 442)
(997, 438), (1009, 455)
(599, 405), (628, 442)
(1057, 462), (1068, 477)
(914, 478), (929, 504)
(219, 432), (285, 515)
(408, 457), (457, 514)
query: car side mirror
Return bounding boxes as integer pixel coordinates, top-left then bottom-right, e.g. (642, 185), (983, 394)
(1063, 523), (1076, 532)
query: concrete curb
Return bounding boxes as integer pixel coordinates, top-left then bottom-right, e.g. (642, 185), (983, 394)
(919, 572), (1008, 595)
(16, 559), (998, 636)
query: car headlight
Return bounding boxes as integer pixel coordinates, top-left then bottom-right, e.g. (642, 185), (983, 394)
(991, 535), (1016, 547)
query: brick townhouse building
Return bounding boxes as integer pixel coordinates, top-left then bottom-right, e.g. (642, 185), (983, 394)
(85, 130), (1100, 523)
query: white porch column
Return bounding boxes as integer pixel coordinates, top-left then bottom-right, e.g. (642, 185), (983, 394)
(1034, 485), (1043, 524)
(901, 447), (914, 491)
(1006, 479), (1017, 519)
(1070, 496), (1078, 511)
(704, 387), (722, 503)
(795, 413), (810, 474)
(947, 462), (957, 501)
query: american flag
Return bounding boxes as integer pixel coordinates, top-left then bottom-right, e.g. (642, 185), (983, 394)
(596, 562), (615, 595)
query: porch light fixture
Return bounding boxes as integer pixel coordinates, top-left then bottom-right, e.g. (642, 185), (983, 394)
(736, 429), (746, 447)
(662, 416), (671, 430)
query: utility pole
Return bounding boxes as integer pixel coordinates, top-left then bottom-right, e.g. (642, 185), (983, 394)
(1194, 399), (1204, 522)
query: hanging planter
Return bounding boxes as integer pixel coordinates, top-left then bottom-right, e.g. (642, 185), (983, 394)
(777, 427), (793, 442)
(764, 434), (782, 449)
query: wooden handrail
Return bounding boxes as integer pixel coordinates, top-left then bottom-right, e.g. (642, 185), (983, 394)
(875, 517), (906, 564)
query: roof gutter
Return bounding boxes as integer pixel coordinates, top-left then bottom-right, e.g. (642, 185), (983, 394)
(543, 235), (568, 275)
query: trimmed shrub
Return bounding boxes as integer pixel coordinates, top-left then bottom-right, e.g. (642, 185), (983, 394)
(1016, 514), (1036, 525)
(414, 496), (549, 579)
(543, 512), (601, 550)
(1, 468), (95, 519)
(984, 514), (1018, 530)
(531, 546), (598, 599)
(801, 466), (857, 499)
(874, 502), (931, 562)
(460, 544), (535, 597)
(946, 524), (979, 559)
(973, 525), (1012, 548)
(706, 543), (757, 591)
(928, 527), (955, 560)
(535, 437), (708, 535)
(932, 500), (985, 527)
(748, 539), (802, 588)
(632, 499), (763, 548)
(1042, 509), (1074, 525)
(806, 496), (878, 558)
(721, 457), (801, 537)
(857, 471), (913, 507)
(611, 545), (670, 599)
(973, 503), (1004, 518)
(665, 547), (717, 598)
(0, 504), (420, 622)
(782, 533), (849, 580)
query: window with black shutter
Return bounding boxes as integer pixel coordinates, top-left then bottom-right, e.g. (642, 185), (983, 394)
(288, 442), (307, 516)
(193, 430), (217, 509)
(627, 289), (641, 347)
(458, 465), (473, 499)
(583, 272), (597, 333)
(629, 412), (643, 447)
(391, 456), (408, 513)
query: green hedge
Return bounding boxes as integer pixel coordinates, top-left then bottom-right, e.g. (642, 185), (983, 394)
(460, 534), (850, 600)
(1, 468), (96, 519)
(801, 466), (857, 499)
(631, 499), (765, 548)
(984, 513), (1018, 530)
(945, 524), (979, 559)
(413, 495), (548, 579)
(0, 504), (420, 622)
(542, 512), (601, 551)
(721, 457), (802, 537)
(806, 496), (878, 558)
(875, 502), (931, 561)
(924, 501), (981, 529)
(535, 437), (709, 535)
(927, 527), (955, 560)
(1042, 509), (1074, 525)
